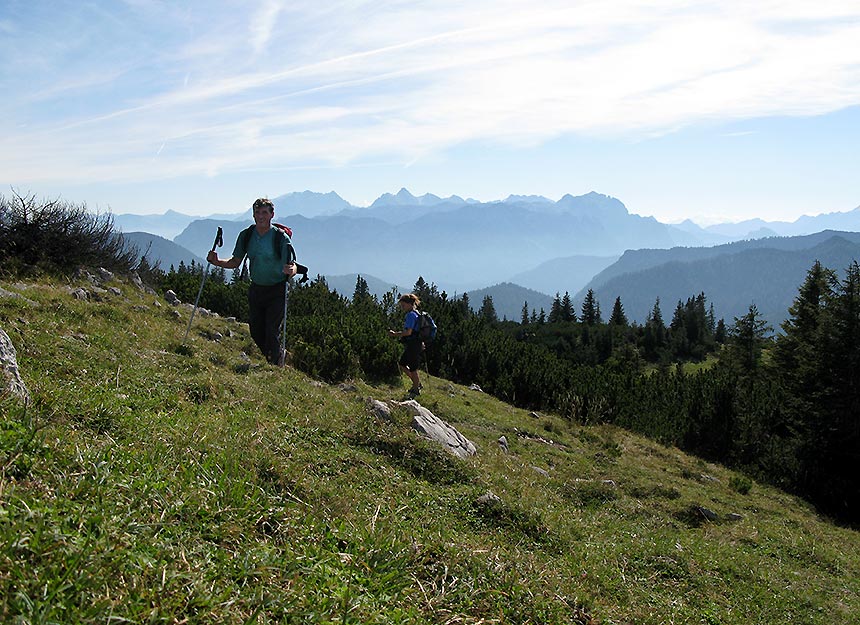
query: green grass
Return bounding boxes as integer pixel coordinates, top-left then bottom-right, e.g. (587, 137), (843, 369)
(2, 275), (860, 624)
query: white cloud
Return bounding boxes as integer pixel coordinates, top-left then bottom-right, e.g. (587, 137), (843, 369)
(249, 0), (284, 55)
(2, 0), (860, 185)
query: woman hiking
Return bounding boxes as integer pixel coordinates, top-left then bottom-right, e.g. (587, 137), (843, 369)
(388, 293), (423, 398)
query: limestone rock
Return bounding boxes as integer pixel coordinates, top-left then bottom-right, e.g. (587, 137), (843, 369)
(697, 506), (719, 522)
(476, 491), (501, 506)
(0, 329), (30, 404)
(0, 286), (37, 306)
(368, 399), (392, 421)
(396, 399), (477, 458)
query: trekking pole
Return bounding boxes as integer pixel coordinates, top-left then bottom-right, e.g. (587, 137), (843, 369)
(183, 227), (223, 342)
(278, 277), (292, 367)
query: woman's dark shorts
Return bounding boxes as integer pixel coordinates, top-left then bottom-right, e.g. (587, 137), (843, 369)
(399, 338), (422, 371)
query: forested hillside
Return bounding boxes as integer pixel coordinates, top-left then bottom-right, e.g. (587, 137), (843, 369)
(580, 231), (860, 325)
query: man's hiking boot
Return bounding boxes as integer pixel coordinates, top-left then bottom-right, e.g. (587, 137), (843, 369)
(408, 386), (421, 399)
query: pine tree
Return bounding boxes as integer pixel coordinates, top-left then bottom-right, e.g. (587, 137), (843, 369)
(548, 293), (562, 323)
(561, 292), (576, 322)
(609, 296), (628, 326)
(580, 289), (600, 325)
(643, 298), (666, 361)
(352, 275), (372, 304)
(521, 301), (529, 325)
(775, 260), (858, 519)
(715, 318), (726, 343)
(727, 304), (771, 371)
(461, 292), (470, 314)
(412, 276), (431, 301)
(816, 261), (860, 519)
(479, 295), (498, 323)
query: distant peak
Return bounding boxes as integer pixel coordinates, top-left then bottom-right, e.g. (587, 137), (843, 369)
(504, 194), (552, 205)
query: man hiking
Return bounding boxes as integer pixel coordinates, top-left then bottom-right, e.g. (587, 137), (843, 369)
(208, 198), (297, 365)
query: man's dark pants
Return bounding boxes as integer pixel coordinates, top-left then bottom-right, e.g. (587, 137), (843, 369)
(248, 281), (286, 364)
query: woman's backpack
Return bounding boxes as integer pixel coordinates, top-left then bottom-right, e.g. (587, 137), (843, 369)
(418, 312), (437, 343)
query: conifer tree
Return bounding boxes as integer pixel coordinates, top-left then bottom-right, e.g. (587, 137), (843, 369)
(561, 292), (576, 322)
(727, 304), (771, 371)
(460, 292), (471, 317)
(814, 261), (860, 518)
(714, 318), (726, 343)
(609, 296), (628, 326)
(412, 276), (431, 301)
(521, 301), (530, 325)
(580, 289), (600, 325)
(352, 275), (372, 304)
(774, 260), (858, 519)
(479, 295), (498, 323)
(549, 293), (562, 323)
(643, 298), (666, 360)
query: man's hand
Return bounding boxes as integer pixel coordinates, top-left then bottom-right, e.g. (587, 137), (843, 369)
(283, 262), (297, 278)
(207, 250), (219, 265)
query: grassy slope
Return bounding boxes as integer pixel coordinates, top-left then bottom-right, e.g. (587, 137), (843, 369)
(1, 275), (858, 625)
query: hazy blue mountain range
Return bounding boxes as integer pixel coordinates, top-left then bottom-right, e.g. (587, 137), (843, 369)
(577, 231), (860, 328)
(113, 210), (204, 239)
(704, 206), (860, 238)
(118, 189), (859, 329)
(173, 191), (713, 293)
(123, 232), (204, 270)
(585, 230), (860, 292)
(113, 191), (356, 239)
(368, 188), (472, 208)
(508, 254), (620, 299)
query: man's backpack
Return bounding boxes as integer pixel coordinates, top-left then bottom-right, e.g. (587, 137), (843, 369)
(239, 223), (293, 259)
(418, 311), (437, 343)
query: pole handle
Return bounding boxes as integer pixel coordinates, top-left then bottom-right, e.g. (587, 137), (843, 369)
(212, 227), (223, 251)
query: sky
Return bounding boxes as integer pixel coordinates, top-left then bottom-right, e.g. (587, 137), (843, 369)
(1, 0), (859, 225)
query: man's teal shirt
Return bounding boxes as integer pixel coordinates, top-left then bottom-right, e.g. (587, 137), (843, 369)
(232, 227), (291, 286)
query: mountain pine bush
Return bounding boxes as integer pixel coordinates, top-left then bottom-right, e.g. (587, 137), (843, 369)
(0, 190), (137, 277)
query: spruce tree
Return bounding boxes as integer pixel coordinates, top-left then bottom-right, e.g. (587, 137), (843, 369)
(353, 275), (372, 304)
(548, 293), (562, 323)
(479, 295), (498, 323)
(580, 289), (600, 325)
(609, 296), (628, 326)
(561, 292), (576, 322)
(727, 304), (771, 372)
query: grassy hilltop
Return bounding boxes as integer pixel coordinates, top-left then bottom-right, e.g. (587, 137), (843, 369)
(2, 274), (859, 624)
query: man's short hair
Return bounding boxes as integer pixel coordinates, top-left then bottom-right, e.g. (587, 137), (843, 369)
(253, 198), (275, 212)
